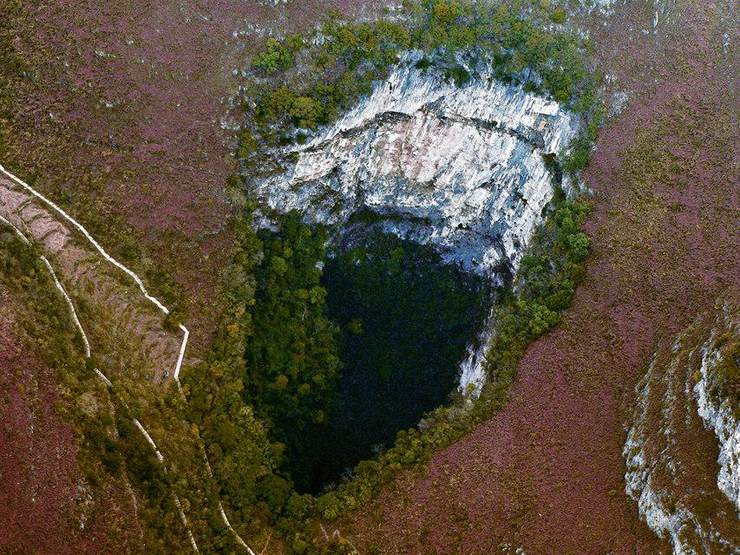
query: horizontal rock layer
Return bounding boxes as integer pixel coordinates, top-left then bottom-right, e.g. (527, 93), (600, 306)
(251, 55), (579, 392)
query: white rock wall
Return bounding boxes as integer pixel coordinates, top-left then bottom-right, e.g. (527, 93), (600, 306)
(251, 55), (579, 394)
(694, 323), (740, 512)
(253, 56), (577, 277)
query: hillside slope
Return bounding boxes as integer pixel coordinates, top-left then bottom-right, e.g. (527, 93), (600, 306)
(625, 294), (738, 553)
(0, 287), (141, 554)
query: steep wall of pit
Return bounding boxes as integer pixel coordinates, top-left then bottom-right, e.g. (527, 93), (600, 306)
(250, 55), (579, 391)
(253, 56), (578, 277)
(624, 294), (739, 553)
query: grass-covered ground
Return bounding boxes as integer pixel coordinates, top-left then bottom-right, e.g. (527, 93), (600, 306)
(0, 3), (385, 551)
(0, 243), (143, 553)
(0, 0), (389, 351)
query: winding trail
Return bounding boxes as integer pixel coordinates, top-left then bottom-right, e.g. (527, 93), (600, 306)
(0, 164), (255, 554)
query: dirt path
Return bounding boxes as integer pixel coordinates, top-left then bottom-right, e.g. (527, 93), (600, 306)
(0, 169), (201, 551)
(0, 167), (182, 382)
(3, 0), (388, 350)
(343, 1), (739, 553)
(0, 164), (256, 553)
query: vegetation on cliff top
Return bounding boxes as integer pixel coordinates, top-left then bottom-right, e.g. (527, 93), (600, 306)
(241, 0), (601, 160)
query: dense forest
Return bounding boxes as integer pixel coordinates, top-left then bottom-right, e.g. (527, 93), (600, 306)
(186, 192), (592, 552)
(245, 214), (341, 492)
(240, 219), (489, 493)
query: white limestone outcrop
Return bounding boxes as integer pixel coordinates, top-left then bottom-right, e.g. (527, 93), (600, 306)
(252, 55), (577, 277)
(250, 55), (579, 393)
(623, 297), (739, 554)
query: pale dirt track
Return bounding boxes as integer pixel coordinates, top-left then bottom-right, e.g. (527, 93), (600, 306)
(0, 164), (255, 554)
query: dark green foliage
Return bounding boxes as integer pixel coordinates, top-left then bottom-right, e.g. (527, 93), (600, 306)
(250, 18), (411, 137)
(307, 195), (591, 527)
(245, 213), (341, 491)
(415, 56), (433, 70)
(484, 198), (590, 383)
(313, 233), (489, 490)
(288, 96), (323, 129)
(171, 188), (591, 550)
(414, 0), (475, 51)
(179, 204), (291, 535)
(116, 412), (169, 500)
(253, 36), (303, 74)
(561, 102), (606, 174)
(561, 135), (593, 173)
(445, 65), (471, 86)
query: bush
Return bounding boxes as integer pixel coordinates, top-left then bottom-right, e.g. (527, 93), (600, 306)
(551, 7), (567, 24)
(253, 37), (302, 74)
(445, 65), (471, 86)
(289, 96), (323, 129)
(562, 135), (593, 173)
(568, 232), (590, 262)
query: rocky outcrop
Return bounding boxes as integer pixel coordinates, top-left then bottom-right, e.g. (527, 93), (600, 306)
(623, 295), (739, 553)
(251, 54), (578, 281)
(250, 55), (579, 393)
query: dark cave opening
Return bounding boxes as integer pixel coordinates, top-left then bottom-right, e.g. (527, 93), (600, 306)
(246, 216), (491, 493)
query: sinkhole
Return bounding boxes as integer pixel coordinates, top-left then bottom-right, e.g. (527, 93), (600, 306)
(316, 230), (490, 491)
(246, 59), (577, 493)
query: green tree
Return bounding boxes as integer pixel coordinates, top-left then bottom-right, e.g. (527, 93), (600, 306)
(246, 213), (341, 490)
(289, 96), (323, 129)
(253, 38), (296, 74)
(181, 212), (285, 529)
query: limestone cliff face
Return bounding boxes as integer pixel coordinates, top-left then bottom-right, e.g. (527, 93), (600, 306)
(251, 54), (579, 392)
(623, 296), (739, 554)
(252, 55), (577, 278)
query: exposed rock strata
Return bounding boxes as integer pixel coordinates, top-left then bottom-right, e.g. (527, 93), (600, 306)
(0, 174), (182, 383)
(623, 295), (739, 553)
(252, 57), (578, 279)
(251, 57), (579, 391)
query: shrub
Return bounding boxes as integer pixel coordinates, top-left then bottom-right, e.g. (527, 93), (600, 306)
(445, 65), (471, 86)
(562, 135), (593, 173)
(551, 7), (567, 24)
(289, 96), (323, 129)
(253, 37), (300, 74)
